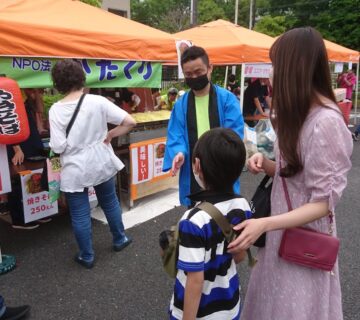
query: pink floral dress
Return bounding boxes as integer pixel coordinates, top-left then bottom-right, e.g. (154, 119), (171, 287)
(241, 103), (353, 320)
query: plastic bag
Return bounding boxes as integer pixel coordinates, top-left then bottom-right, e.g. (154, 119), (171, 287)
(255, 119), (276, 160)
(244, 124), (258, 160)
(46, 151), (61, 203)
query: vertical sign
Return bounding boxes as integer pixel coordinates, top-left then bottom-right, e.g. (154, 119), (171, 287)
(20, 168), (58, 223)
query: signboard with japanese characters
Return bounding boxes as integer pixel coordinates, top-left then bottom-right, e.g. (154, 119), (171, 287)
(129, 137), (175, 203)
(20, 168), (58, 223)
(244, 64), (272, 78)
(0, 57), (162, 88)
(130, 144), (153, 185)
(0, 144), (11, 195)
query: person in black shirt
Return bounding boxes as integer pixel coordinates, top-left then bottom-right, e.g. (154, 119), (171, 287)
(243, 79), (268, 127)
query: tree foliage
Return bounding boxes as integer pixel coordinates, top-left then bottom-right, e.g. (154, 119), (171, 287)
(131, 0), (359, 50)
(80, 0), (102, 8)
(254, 15), (286, 37)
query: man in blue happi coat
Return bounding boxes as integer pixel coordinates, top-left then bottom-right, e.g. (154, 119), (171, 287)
(163, 46), (244, 207)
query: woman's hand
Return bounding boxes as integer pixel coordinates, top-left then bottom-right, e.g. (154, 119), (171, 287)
(227, 219), (267, 252)
(104, 131), (113, 145)
(247, 152), (265, 174)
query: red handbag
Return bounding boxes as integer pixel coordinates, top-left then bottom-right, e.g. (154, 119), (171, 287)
(278, 173), (340, 272)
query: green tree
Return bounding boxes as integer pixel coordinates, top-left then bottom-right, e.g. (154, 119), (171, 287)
(198, 0), (226, 24)
(80, 0), (102, 8)
(131, 0), (190, 33)
(254, 15), (286, 37)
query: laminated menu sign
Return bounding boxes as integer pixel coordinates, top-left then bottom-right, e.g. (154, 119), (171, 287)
(153, 142), (166, 177)
(0, 144), (11, 195)
(20, 168), (58, 223)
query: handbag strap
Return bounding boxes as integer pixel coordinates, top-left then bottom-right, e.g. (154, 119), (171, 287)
(65, 93), (86, 138)
(279, 156), (334, 229)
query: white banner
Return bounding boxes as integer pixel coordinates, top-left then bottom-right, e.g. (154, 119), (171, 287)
(244, 64), (272, 78)
(20, 168), (58, 223)
(0, 144), (11, 194)
(334, 62), (344, 73)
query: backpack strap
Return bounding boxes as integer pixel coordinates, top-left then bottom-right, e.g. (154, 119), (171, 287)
(197, 201), (257, 267)
(197, 202), (234, 243)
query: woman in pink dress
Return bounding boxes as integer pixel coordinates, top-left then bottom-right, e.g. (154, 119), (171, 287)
(228, 27), (353, 320)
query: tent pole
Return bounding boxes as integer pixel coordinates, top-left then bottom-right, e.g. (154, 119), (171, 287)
(224, 66), (229, 88)
(354, 62), (359, 125)
(240, 63), (245, 113)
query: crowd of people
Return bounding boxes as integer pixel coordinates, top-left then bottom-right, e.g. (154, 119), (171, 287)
(0, 26), (357, 320)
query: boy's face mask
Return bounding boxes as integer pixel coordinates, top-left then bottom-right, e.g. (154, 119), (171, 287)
(193, 171), (205, 189)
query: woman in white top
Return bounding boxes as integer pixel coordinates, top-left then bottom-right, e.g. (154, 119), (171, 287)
(49, 60), (136, 269)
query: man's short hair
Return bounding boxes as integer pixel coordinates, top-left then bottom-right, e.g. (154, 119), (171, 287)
(181, 46), (210, 67)
(192, 128), (246, 192)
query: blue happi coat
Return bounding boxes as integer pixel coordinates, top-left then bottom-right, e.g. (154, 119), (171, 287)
(163, 85), (244, 206)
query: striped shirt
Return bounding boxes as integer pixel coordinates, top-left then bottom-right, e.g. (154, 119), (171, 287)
(169, 193), (252, 320)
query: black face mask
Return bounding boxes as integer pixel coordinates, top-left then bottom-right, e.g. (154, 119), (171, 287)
(185, 73), (209, 91)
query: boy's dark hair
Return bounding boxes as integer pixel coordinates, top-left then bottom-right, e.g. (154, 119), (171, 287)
(192, 128), (246, 192)
(51, 59), (86, 94)
(228, 74), (236, 82)
(181, 46), (209, 67)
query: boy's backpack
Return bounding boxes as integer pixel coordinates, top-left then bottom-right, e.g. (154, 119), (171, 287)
(159, 201), (256, 278)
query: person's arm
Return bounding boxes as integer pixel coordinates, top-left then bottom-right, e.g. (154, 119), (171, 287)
(49, 107), (68, 154)
(183, 271), (204, 320)
(11, 145), (24, 165)
(163, 98), (188, 174)
(254, 97), (267, 116)
(228, 202), (328, 251)
(104, 114), (136, 144)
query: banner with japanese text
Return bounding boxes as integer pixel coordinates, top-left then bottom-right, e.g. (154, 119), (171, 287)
(244, 63), (272, 78)
(0, 144), (11, 195)
(0, 57), (161, 88)
(20, 168), (58, 223)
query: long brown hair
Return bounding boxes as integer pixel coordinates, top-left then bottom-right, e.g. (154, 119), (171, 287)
(269, 27), (336, 177)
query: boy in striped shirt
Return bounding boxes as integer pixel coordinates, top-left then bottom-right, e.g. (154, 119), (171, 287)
(169, 128), (251, 320)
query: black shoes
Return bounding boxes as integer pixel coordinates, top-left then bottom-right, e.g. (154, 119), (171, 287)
(352, 132), (358, 141)
(0, 305), (30, 320)
(74, 255), (94, 269)
(113, 236), (132, 252)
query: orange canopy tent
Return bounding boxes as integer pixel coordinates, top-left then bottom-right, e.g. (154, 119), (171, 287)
(173, 19), (275, 65)
(0, 0), (177, 62)
(324, 39), (359, 63)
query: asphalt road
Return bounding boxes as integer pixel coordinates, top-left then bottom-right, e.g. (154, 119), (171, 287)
(0, 141), (359, 320)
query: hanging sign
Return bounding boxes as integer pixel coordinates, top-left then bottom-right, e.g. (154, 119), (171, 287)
(0, 57), (162, 88)
(244, 64), (272, 78)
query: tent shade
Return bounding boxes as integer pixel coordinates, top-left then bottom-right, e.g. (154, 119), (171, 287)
(0, 0), (177, 62)
(323, 39), (359, 63)
(173, 19), (275, 65)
